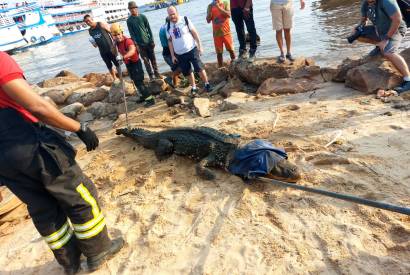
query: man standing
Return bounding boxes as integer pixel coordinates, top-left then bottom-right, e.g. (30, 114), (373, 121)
(111, 23), (155, 107)
(0, 51), (124, 274)
(355, 0), (410, 94)
(167, 6), (212, 95)
(84, 15), (118, 81)
(230, 0), (258, 62)
(159, 18), (181, 87)
(270, 0), (305, 63)
(127, 1), (160, 80)
(206, 0), (236, 67)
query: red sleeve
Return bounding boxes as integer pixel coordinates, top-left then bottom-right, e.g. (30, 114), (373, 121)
(0, 52), (24, 85)
(125, 38), (135, 49)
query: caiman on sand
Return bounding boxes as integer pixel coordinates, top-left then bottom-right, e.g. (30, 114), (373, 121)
(116, 126), (301, 182)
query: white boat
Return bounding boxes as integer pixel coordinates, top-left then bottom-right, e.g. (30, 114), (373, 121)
(40, 0), (105, 35)
(0, 13), (27, 52)
(3, 3), (61, 48)
(95, 0), (128, 23)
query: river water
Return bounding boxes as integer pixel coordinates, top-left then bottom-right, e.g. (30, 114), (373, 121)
(11, 0), (410, 84)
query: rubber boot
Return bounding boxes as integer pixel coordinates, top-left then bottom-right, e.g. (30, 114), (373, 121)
(87, 237), (125, 272)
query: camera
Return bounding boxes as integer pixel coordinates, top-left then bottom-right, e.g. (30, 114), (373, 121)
(347, 25), (364, 44)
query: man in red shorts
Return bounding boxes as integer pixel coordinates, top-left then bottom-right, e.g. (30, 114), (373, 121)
(206, 0), (236, 67)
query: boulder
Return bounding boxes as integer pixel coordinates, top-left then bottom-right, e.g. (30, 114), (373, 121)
(55, 70), (80, 79)
(41, 96), (57, 108)
(220, 101), (239, 112)
(230, 57), (310, 85)
(209, 67), (230, 84)
(66, 86), (109, 106)
(77, 112), (94, 122)
(193, 98), (211, 117)
(289, 65), (321, 81)
(42, 81), (94, 105)
(320, 67), (338, 82)
(345, 59), (402, 94)
(147, 79), (168, 95)
(38, 76), (81, 88)
(60, 102), (85, 119)
(166, 96), (182, 107)
(83, 72), (113, 87)
(107, 81), (135, 104)
(116, 101), (138, 114)
(87, 102), (117, 118)
(172, 87), (191, 97)
(257, 78), (319, 95)
(220, 77), (244, 98)
(332, 57), (367, 82)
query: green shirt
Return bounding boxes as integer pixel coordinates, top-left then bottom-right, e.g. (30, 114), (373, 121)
(126, 14), (154, 46)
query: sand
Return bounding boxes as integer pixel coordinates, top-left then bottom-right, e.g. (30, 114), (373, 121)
(0, 82), (409, 275)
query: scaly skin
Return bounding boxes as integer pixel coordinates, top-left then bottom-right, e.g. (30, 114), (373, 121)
(116, 127), (300, 182)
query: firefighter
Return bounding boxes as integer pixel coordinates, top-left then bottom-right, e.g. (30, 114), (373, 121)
(0, 51), (124, 274)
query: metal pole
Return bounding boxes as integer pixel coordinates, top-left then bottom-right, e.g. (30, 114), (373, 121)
(263, 178), (410, 216)
(116, 61), (130, 129)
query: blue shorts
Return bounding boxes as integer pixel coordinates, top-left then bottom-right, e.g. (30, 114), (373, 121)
(175, 47), (204, 76)
(163, 54), (179, 72)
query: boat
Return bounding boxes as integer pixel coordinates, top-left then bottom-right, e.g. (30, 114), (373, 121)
(0, 12), (27, 52)
(40, 0), (105, 35)
(2, 2), (61, 49)
(95, 0), (128, 23)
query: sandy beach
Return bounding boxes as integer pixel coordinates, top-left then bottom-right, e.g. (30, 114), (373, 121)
(1, 70), (409, 274)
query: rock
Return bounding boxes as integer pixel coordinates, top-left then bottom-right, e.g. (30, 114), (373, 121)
(42, 96), (57, 108)
(401, 92), (410, 100)
(332, 57), (366, 82)
(289, 65), (321, 81)
(320, 67), (338, 82)
(31, 84), (45, 94)
(172, 87), (191, 96)
(345, 59), (402, 94)
(230, 57), (309, 85)
(77, 112), (94, 122)
(305, 153), (350, 165)
(209, 67), (230, 84)
(60, 102), (85, 119)
(81, 87), (109, 106)
(287, 104), (300, 111)
(38, 76), (81, 88)
(193, 98), (211, 117)
(42, 81), (94, 105)
(220, 101), (239, 112)
(166, 96), (182, 107)
(257, 78), (318, 95)
(382, 111), (393, 116)
(220, 77), (244, 98)
(116, 101), (138, 114)
(107, 81), (135, 103)
(55, 70), (79, 79)
(83, 72), (113, 87)
(87, 102), (117, 118)
(147, 79), (168, 95)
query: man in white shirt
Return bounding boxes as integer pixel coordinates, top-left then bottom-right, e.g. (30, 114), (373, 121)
(270, 0), (305, 63)
(167, 6), (212, 95)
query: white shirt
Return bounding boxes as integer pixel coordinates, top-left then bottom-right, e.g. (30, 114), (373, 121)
(166, 17), (196, 55)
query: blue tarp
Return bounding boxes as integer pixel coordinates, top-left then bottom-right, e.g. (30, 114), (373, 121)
(228, 139), (287, 180)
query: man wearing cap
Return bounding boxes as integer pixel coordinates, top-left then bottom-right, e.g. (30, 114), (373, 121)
(111, 23), (155, 107)
(84, 14), (118, 81)
(127, 1), (160, 80)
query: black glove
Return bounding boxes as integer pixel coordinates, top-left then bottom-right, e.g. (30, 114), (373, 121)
(76, 123), (99, 151)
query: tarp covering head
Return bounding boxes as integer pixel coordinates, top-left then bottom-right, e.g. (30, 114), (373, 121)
(228, 139), (289, 180)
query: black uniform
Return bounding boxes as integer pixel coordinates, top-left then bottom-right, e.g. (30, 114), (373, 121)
(0, 108), (111, 269)
(89, 22), (119, 70)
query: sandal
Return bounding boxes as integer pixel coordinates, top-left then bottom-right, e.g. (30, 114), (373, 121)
(277, 54), (285, 63)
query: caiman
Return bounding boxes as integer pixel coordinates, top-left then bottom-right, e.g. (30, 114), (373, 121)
(116, 127), (301, 182)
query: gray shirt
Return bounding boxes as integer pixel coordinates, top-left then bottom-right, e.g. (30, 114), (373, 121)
(361, 0), (407, 36)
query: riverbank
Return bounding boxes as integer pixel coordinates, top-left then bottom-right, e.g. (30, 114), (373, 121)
(1, 55), (410, 274)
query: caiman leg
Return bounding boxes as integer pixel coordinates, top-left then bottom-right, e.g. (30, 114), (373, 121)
(155, 139), (174, 161)
(195, 154), (216, 180)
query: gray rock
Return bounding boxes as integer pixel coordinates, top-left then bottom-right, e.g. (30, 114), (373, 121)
(220, 101), (239, 112)
(257, 78), (319, 95)
(42, 82), (95, 105)
(166, 96), (182, 107)
(193, 98), (211, 117)
(108, 81), (135, 103)
(77, 112), (94, 122)
(60, 102), (85, 119)
(87, 102), (117, 118)
(147, 79), (168, 95)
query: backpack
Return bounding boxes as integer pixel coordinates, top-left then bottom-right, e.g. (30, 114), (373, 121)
(167, 16), (191, 33)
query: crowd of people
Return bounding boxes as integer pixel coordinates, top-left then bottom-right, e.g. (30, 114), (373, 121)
(0, 0), (409, 274)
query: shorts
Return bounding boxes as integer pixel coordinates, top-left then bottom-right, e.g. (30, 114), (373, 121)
(270, 2), (294, 30)
(163, 54), (180, 72)
(214, 34), (234, 54)
(175, 47), (204, 76)
(100, 51), (119, 70)
(360, 26), (405, 54)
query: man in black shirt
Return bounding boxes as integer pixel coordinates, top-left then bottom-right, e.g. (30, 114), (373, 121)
(84, 15), (118, 81)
